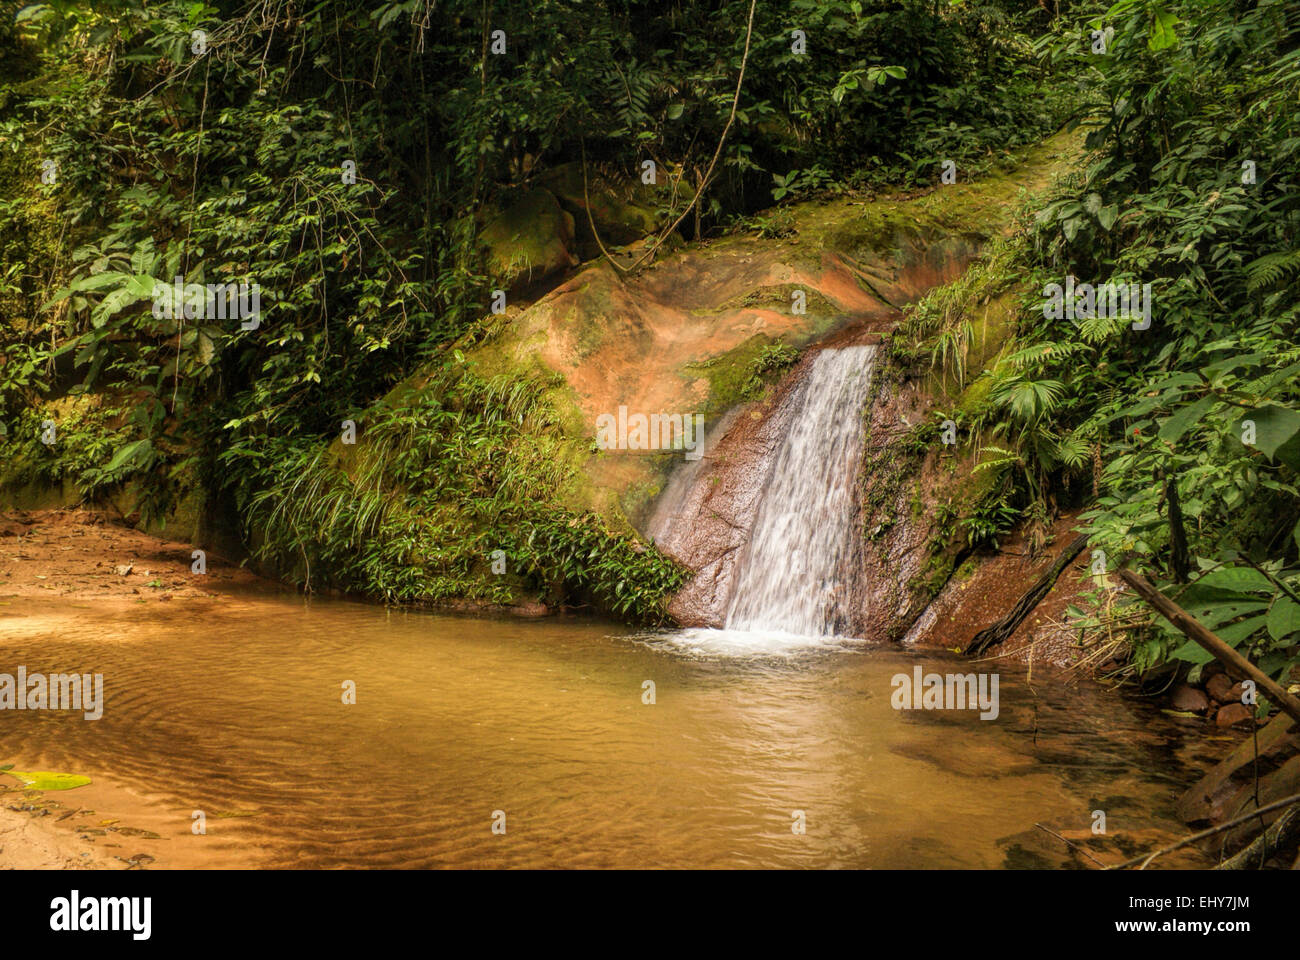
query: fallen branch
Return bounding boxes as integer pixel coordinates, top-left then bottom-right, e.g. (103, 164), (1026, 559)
(1217, 800), (1300, 869)
(1033, 822), (1106, 868)
(1106, 791), (1300, 870)
(1116, 568), (1300, 726)
(963, 533), (1089, 656)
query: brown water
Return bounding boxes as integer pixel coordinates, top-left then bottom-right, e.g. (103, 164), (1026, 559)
(0, 591), (1216, 868)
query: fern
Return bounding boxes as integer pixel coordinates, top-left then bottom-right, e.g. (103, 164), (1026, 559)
(1246, 249), (1300, 292)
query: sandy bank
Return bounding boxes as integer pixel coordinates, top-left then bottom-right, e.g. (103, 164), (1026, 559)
(0, 507), (268, 602)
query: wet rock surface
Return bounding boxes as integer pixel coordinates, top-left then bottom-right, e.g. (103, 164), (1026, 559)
(647, 391), (803, 627)
(1171, 684), (1211, 714)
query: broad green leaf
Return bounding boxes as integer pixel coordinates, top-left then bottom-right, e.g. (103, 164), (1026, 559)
(105, 438), (153, 473)
(127, 274), (157, 298)
(72, 271), (127, 293)
(5, 770), (91, 790)
(1243, 405), (1300, 468)
(1193, 566), (1274, 594)
(1215, 614), (1269, 645)
(1170, 639), (1214, 664)
(130, 239), (156, 276)
(1181, 600), (1269, 630)
(1158, 395), (1215, 443)
(91, 287), (141, 328)
(1266, 599), (1300, 641)
(1149, 7), (1180, 51)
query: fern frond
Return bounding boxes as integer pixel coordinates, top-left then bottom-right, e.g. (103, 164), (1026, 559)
(1246, 249), (1300, 291)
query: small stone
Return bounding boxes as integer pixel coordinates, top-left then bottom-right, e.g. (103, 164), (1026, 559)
(1206, 673), (1237, 702)
(1216, 703), (1254, 727)
(1171, 684), (1210, 714)
(114, 563), (133, 577)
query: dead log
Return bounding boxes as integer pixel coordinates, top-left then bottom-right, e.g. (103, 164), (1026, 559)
(1107, 791), (1300, 870)
(963, 533), (1089, 656)
(1217, 800), (1300, 869)
(1117, 568), (1300, 726)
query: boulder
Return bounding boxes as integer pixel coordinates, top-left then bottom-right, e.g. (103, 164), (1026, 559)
(479, 187), (578, 293)
(536, 162), (690, 253)
(1170, 683), (1210, 714)
(1206, 673), (1234, 702)
(1215, 703), (1254, 727)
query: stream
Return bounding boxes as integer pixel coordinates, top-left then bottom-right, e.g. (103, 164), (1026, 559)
(0, 589), (1215, 868)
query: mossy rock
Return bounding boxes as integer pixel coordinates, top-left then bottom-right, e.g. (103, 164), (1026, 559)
(684, 335), (792, 415)
(480, 187), (579, 291)
(537, 161), (694, 252)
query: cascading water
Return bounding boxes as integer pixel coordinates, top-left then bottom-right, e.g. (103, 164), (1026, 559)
(723, 345), (875, 638)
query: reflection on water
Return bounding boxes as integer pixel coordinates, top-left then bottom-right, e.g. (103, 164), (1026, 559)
(0, 592), (1211, 868)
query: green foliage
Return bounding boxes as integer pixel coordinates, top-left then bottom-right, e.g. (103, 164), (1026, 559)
(730, 206), (796, 239)
(0, 0), (1067, 620)
(771, 165), (835, 202)
(0, 401), (137, 497)
(960, 0), (1300, 681)
(224, 364), (686, 620)
(742, 342), (801, 398)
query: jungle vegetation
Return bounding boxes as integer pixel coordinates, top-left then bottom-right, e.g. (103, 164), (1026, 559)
(2, 0), (1298, 699)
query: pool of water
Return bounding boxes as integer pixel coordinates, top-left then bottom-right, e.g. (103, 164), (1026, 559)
(0, 591), (1214, 868)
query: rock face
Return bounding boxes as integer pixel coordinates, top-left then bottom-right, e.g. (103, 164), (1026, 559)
(630, 134), (1081, 631)
(453, 132), (1085, 625)
(853, 366), (951, 641)
(470, 189), (961, 529)
(900, 511), (1093, 663)
(646, 387), (804, 627)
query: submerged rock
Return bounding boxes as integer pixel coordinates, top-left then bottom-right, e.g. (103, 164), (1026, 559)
(1170, 684), (1210, 714)
(1215, 703), (1253, 727)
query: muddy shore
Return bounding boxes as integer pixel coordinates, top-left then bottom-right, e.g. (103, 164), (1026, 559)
(0, 508), (272, 868)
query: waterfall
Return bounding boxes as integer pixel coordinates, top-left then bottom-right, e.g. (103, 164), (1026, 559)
(723, 345), (875, 638)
